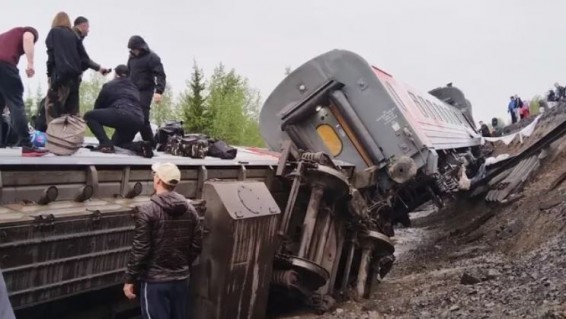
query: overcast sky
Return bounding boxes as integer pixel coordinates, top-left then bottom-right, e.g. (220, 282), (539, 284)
(3, 0), (565, 125)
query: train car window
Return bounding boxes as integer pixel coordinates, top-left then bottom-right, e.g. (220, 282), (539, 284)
(384, 82), (407, 112)
(316, 124), (343, 156)
(437, 103), (455, 125)
(425, 100), (441, 121)
(446, 107), (460, 124)
(454, 111), (465, 124)
(407, 92), (429, 118)
(445, 107), (458, 124)
(419, 96), (440, 120)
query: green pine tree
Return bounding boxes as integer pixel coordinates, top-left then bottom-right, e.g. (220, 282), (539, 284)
(179, 61), (209, 134)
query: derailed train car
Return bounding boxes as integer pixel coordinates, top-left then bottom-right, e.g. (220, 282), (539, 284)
(2, 49), (482, 319)
(260, 49), (483, 228)
(0, 143), (393, 318)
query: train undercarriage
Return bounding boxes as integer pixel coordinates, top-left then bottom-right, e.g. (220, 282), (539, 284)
(0, 144), (395, 319)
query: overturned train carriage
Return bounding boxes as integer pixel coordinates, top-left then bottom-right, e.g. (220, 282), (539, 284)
(0, 143), (392, 318)
(260, 49), (483, 227)
(2, 49), (482, 318)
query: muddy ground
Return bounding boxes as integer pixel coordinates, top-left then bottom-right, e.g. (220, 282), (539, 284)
(289, 109), (566, 319)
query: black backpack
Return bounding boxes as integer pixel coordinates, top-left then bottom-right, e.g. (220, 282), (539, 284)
(155, 120), (184, 152)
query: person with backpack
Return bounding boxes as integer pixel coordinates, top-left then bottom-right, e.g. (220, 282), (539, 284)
(83, 64), (153, 157)
(126, 35), (166, 148)
(0, 26), (48, 156)
(124, 162), (202, 319)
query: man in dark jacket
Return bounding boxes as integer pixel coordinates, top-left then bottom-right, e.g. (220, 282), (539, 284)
(124, 162), (202, 319)
(73, 16), (109, 75)
(45, 17), (89, 124)
(127, 35), (166, 147)
(0, 26), (47, 156)
(84, 64), (152, 157)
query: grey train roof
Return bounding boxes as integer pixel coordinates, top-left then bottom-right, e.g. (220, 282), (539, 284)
(259, 49), (480, 170)
(0, 146), (280, 167)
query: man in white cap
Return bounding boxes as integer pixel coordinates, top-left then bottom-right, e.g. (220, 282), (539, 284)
(123, 162), (202, 319)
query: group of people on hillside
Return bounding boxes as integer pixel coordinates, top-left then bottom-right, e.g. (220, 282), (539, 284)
(546, 82), (565, 108)
(507, 95), (530, 124)
(0, 11), (166, 157)
(478, 117), (505, 138)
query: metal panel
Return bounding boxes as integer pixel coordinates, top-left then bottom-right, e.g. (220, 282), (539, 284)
(191, 180), (281, 319)
(0, 146), (280, 167)
(0, 162), (279, 310)
(0, 206), (135, 309)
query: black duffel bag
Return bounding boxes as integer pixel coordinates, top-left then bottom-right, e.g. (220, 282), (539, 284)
(165, 135), (209, 159)
(208, 140), (237, 159)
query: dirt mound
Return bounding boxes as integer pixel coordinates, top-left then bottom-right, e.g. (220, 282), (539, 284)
(501, 114), (538, 135)
(349, 118), (566, 318)
(491, 102), (566, 157)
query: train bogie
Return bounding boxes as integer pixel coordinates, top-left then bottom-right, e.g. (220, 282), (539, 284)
(260, 49), (483, 223)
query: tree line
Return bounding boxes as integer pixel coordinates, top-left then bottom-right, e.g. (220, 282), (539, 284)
(23, 62), (266, 147)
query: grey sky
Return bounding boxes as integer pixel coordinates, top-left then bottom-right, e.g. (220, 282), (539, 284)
(2, 0), (564, 125)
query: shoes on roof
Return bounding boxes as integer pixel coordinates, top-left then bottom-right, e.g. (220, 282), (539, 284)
(141, 141), (154, 158)
(22, 146), (48, 157)
(92, 144), (115, 154)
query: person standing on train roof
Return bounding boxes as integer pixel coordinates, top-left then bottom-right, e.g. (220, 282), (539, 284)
(72, 16), (110, 77)
(44, 12), (89, 125)
(0, 26), (48, 157)
(126, 35), (166, 149)
(124, 162), (202, 319)
(508, 96), (517, 124)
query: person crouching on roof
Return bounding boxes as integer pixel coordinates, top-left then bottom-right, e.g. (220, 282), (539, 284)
(83, 65), (153, 157)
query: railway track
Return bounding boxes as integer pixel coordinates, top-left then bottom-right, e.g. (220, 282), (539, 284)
(471, 119), (566, 195)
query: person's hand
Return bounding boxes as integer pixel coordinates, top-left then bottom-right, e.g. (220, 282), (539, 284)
(153, 93), (162, 104)
(26, 64), (35, 78)
(123, 283), (136, 300)
(99, 67), (111, 75)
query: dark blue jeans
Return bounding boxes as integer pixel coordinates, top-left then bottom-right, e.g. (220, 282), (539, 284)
(140, 279), (190, 319)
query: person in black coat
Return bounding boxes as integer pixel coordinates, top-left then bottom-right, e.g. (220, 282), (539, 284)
(127, 35), (166, 147)
(84, 65), (152, 157)
(45, 12), (89, 125)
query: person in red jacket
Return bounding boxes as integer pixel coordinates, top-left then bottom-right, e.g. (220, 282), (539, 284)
(0, 26), (47, 156)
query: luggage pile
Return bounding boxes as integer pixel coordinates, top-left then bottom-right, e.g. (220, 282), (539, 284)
(155, 120), (238, 160)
